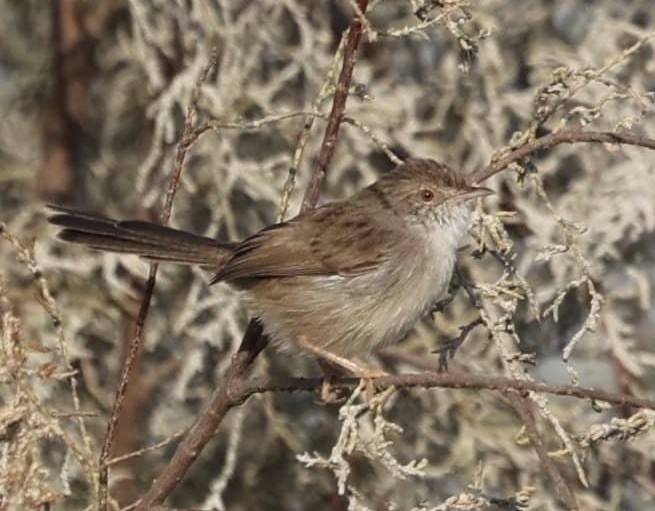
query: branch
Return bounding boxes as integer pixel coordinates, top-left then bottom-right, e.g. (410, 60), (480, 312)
(132, 3), (369, 509)
(99, 47), (220, 511)
(42, 0), (89, 203)
(468, 129), (655, 184)
(506, 391), (578, 510)
(98, 254), (158, 511)
(123, 363), (655, 510)
(235, 373), (655, 411)
(301, 0), (369, 211)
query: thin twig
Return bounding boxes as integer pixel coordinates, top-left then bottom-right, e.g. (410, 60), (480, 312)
(506, 391), (578, 510)
(161, 46), (220, 224)
(434, 317), (484, 371)
(132, 5), (369, 508)
(107, 428), (188, 467)
(98, 47), (220, 511)
(469, 129), (655, 184)
(280, 34), (348, 221)
(236, 372), (655, 411)
(301, 0), (369, 212)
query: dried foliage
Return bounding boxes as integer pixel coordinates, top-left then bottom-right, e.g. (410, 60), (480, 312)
(1, 1), (655, 510)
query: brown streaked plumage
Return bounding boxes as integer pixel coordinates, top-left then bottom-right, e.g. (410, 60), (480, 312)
(48, 158), (491, 358)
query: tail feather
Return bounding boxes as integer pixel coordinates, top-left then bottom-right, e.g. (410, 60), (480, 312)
(48, 205), (234, 267)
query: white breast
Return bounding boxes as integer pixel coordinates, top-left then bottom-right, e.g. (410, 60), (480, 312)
(252, 205), (472, 358)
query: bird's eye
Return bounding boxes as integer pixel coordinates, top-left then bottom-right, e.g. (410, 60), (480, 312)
(420, 188), (435, 202)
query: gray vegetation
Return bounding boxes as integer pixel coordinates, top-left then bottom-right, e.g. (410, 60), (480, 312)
(0, 1), (654, 510)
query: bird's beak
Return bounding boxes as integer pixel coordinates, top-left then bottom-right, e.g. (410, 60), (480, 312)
(456, 186), (494, 202)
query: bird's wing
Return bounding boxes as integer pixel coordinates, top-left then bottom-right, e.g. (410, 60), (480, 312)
(210, 203), (396, 283)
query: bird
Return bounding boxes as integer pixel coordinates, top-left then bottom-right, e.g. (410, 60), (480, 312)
(48, 158), (491, 383)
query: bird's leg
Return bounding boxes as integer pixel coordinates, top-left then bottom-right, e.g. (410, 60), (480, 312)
(431, 266), (482, 314)
(430, 269), (461, 314)
(433, 317), (484, 371)
(298, 339), (381, 375)
(431, 266), (484, 370)
(297, 336), (387, 402)
(316, 359), (346, 403)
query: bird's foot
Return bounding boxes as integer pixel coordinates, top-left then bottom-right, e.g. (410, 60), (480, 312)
(301, 337), (387, 402)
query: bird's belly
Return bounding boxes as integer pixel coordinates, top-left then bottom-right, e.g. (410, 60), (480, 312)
(246, 264), (452, 357)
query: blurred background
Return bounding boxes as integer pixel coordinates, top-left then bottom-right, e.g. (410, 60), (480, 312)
(1, 1), (655, 510)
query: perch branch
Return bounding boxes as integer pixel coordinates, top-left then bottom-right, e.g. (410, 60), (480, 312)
(132, 3), (369, 509)
(235, 373), (655, 411)
(121, 368), (655, 511)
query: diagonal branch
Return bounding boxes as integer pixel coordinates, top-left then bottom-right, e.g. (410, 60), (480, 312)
(98, 47), (220, 511)
(506, 391), (578, 510)
(301, 0), (369, 211)
(132, 2), (369, 509)
(468, 129), (655, 184)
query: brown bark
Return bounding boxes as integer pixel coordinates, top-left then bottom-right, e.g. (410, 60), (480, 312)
(40, 0), (88, 203)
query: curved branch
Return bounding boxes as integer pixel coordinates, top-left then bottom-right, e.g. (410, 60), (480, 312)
(133, 3), (370, 509)
(506, 392), (578, 510)
(469, 130), (655, 184)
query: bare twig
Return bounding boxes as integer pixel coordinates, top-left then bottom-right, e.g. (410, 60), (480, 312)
(434, 317), (484, 371)
(234, 373), (655, 411)
(469, 129), (655, 184)
(506, 391), (578, 510)
(132, 4), (369, 509)
(301, 0), (369, 212)
(98, 47), (220, 511)
(161, 47), (220, 224)
(107, 428), (188, 467)
(280, 34), (348, 221)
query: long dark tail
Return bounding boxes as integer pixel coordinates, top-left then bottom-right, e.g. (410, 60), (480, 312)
(47, 205), (235, 266)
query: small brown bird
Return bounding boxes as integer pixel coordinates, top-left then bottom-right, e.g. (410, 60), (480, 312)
(48, 158), (491, 376)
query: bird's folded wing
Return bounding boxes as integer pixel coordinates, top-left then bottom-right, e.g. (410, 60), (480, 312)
(211, 204), (395, 283)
